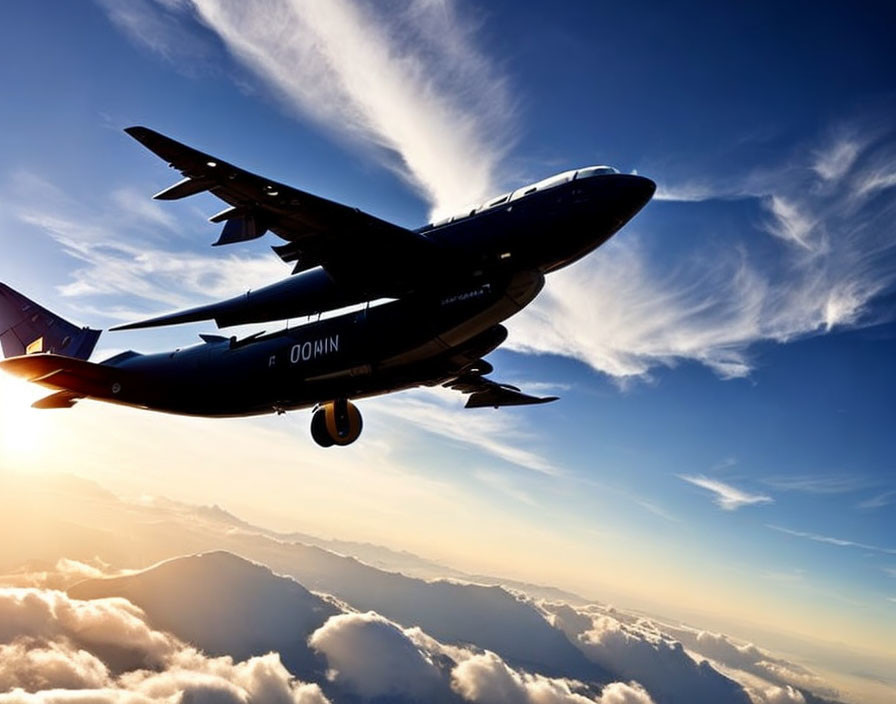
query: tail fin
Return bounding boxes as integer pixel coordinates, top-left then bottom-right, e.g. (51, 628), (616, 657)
(0, 283), (101, 360)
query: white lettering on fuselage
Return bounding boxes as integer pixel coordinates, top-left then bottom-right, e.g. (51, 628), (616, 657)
(289, 335), (339, 364)
(441, 283), (492, 306)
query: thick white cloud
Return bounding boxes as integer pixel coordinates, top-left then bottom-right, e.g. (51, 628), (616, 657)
(755, 685), (806, 704)
(0, 559), (128, 592)
(0, 589), (178, 668)
(541, 602), (848, 704)
(308, 611), (442, 699)
(595, 682), (656, 704)
(308, 609), (658, 704)
(0, 641), (110, 691)
(0, 588), (329, 704)
(117, 651), (330, 704)
(694, 631), (774, 671)
(541, 603), (752, 704)
(688, 631), (833, 697)
(451, 651), (648, 704)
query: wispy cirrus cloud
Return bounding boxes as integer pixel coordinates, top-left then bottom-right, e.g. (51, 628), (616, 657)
(508, 126), (896, 380)
(103, 0), (516, 220)
(652, 181), (722, 202)
(767, 525), (896, 556)
(679, 475), (773, 511)
(812, 137), (862, 182)
(762, 195), (815, 250)
(6, 169), (285, 321)
(370, 387), (561, 476)
(858, 490), (896, 510)
(98, 0), (219, 71)
(762, 474), (872, 495)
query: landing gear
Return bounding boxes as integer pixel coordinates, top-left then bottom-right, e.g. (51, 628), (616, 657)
(310, 399), (363, 447)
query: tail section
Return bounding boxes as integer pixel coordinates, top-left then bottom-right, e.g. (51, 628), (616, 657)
(0, 283), (101, 360)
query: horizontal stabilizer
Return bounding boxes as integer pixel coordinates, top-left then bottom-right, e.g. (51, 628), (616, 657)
(465, 388), (558, 409)
(445, 371), (559, 409)
(0, 354), (129, 399)
(0, 283), (101, 360)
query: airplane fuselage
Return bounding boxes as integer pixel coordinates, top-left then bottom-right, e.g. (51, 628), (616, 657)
(98, 269), (542, 416)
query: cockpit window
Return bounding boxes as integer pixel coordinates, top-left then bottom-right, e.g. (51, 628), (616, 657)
(530, 170), (577, 192)
(428, 165), (620, 226)
(574, 166), (619, 179)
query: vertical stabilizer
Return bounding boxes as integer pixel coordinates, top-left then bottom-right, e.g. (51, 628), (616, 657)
(0, 283), (101, 360)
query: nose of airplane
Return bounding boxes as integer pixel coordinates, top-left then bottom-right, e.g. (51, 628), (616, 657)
(565, 173), (657, 260)
(613, 173), (656, 217)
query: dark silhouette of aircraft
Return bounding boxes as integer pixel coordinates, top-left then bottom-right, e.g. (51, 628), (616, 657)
(0, 127), (654, 446)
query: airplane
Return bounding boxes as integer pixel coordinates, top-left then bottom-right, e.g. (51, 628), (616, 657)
(0, 127), (655, 447)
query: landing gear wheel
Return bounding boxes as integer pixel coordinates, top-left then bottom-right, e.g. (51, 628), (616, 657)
(310, 408), (335, 447)
(310, 399), (363, 447)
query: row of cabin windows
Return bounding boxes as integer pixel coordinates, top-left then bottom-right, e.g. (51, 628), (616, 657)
(429, 166), (618, 228)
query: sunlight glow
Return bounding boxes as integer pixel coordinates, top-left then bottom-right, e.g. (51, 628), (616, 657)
(0, 373), (50, 465)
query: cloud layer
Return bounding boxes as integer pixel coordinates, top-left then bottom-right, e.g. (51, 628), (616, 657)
(0, 587), (330, 704)
(540, 601), (843, 704)
(308, 609), (656, 704)
(0, 584), (657, 704)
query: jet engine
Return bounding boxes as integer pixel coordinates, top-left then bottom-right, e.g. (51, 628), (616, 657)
(310, 399), (363, 447)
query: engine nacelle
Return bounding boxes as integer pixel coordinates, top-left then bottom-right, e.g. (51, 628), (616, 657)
(310, 399), (363, 447)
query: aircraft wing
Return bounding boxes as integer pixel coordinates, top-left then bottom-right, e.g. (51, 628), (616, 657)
(444, 372), (559, 408)
(125, 126), (445, 291)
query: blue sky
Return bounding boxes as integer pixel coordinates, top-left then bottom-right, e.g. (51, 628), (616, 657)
(1, 1), (895, 695)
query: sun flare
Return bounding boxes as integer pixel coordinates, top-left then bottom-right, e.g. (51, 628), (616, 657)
(0, 373), (49, 464)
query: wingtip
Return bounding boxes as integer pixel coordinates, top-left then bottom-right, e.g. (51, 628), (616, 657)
(124, 126), (156, 143)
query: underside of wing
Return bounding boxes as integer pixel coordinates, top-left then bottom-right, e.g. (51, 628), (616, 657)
(444, 369), (559, 409)
(125, 126), (446, 290)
